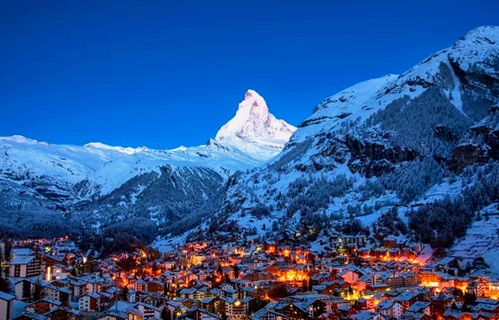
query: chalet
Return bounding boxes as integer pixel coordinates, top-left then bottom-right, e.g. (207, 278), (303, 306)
(274, 302), (310, 320)
(435, 258), (458, 274)
(11, 312), (48, 320)
(145, 280), (163, 294)
(337, 304), (356, 318)
(394, 290), (427, 311)
(442, 309), (473, 320)
(13, 279), (36, 302)
(99, 291), (114, 310)
(431, 292), (464, 317)
(41, 281), (71, 306)
(141, 293), (166, 308)
(389, 248), (401, 258)
(387, 271), (419, 288)
(44, 264), (70, 282)
(36, 252), (68, 271)
(79, 292), (100, 312)
(179, 287), (196, 300)
(222, 297), (250, 319)
(338, 269), (360, 285)
(243, 271), (278, 283)
(473, 302), (499, 315)
(239, 285), (255, 299)
(375, 299), (404, 319)
(162, 300), (183, 320)
(383, 235), (399, 248)
(467, 280), (486, 297)
(296, 299), (326, 318)
(132, 301), (161, 319)
(373, 248), (388, 259)
(52, 278), (87, 297)
(0, 290), (15, 320)
(26, 297), (61, 314)
(177, 307), (222, 320)
(97, 310), (130, 320)
(221, 285), (238, 299)
(200, 297), (217, 314)
(44, 307), (80, 320)
(310, 273), (330, 285)
(251, 308), (289, 320)
(349, 311), (382, 320)
(342, 234), (368, 248)
(9, 255), (40, 278)
(131, 279), (146, 292)
(11, 248), (35, 257)
(357, 297), (373, 311)
(406, 301), (432, 317)
(81, 275), (103, 293)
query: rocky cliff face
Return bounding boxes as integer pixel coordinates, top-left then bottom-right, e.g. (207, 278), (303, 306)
(448, 106), (499, 172)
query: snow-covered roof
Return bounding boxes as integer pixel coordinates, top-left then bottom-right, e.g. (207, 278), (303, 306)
(0, 290), (15, 301)
(10, 255), (35, 265)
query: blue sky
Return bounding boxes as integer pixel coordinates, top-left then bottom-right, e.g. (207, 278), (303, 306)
(1, 0), (497, 149)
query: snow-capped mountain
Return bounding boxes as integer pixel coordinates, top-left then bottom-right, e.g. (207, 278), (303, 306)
(3, 26), (499, 267)
(215, 89), (296, 160)
(202, 26), (499, 259)
(0, 90), (294, 238)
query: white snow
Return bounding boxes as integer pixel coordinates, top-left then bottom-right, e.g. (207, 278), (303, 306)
(449, 26), (499, 73)
(0, 90), (297, 198)
(215, 89), (296, 160)
(153, 233), (188, 253)
(290, 74), (400, 144)
(451, 204), (499, 276)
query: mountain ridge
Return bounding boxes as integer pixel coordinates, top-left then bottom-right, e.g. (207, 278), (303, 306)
(2, 27), (499, 265)
(190, 26), (499, 260)
(0, 90), (295, 238)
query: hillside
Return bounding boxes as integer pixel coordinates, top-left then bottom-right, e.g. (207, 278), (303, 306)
(197, 26), (499, 260)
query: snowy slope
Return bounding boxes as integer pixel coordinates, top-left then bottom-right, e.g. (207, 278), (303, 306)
(290, 74), (400, 144)
(0, 89), (299, 239)
(207, 26), (499, 245)
(0, 90), (293, 201)
(0, 135), (253, 199)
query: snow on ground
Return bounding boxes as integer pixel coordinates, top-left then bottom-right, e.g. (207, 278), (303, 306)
(420, 178), (463, 203)
(153, 233), (189, 253)
(415, 244), (434, 265)
(291, 75), (399, 144)
(450, 203), (499, 276)
(483, 249), (499, 276)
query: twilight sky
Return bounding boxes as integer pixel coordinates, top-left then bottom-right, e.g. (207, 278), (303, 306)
(1, 0), (497, 149)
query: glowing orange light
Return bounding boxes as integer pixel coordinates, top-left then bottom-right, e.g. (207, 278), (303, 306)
(279, 269), (308, 282)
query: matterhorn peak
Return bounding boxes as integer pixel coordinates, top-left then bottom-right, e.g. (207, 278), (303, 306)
(214, 90), (296, 160)
(241, 89), (267, 109)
